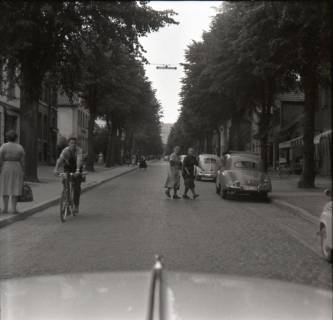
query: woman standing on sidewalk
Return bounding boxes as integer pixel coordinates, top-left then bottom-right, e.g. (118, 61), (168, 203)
(0, 130), (25, 214)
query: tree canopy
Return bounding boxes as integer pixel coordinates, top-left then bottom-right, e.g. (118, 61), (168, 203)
(169, 1), (330, 185)
(0, 1), (177, 179)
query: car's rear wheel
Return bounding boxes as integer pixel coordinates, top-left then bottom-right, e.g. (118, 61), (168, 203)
(320, 226), (332, 263)
(260, 192), (269, 202)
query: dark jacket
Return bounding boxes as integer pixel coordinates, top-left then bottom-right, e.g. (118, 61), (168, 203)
(182, 155), (198, 178)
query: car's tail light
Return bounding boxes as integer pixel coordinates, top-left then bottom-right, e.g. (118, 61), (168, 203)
(232, 180), (241, 187)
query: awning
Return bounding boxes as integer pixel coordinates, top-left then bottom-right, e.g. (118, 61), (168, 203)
(290, 136), (303, 147)
(279, 136), (303, 149)
(279, 140), (291, 149)
(279, 131), (331, 149)
(313, 129), (332, 144)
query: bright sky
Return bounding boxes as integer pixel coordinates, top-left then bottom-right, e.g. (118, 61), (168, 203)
(140, 1), (222, 124)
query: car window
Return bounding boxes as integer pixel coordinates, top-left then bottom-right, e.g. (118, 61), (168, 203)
(233, 160), (259, 169)
(203, 158), (217, 164)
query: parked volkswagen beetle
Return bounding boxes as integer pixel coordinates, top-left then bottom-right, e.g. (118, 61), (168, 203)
(319, 189), (332, 262)
(195, 154), (221, 181)
(216, 152), (272, 200)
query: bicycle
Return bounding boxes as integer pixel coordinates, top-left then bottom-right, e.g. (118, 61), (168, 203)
(58, 172), (86, 222)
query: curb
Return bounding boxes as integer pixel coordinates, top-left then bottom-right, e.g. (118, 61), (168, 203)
(0, 166), (138, 229)
(271, 198), (318, 225)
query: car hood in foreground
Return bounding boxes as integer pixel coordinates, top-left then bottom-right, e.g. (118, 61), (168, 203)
(0, 271), (331, 319)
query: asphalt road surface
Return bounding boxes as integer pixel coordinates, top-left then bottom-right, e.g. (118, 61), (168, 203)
(0, 161), (331, 289)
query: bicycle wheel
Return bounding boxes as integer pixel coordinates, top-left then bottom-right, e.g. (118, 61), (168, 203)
(60, 189), (68, 222)
(70, 183), (77, 217)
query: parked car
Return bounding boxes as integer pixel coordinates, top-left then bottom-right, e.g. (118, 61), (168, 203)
(319, 189), (332, 262)
(216, 152), (272, 200)
(195, 154), (221, 181)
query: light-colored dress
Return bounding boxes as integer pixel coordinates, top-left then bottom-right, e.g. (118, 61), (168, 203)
(0, 142), (25, 196)
(164, 152), (182, 190)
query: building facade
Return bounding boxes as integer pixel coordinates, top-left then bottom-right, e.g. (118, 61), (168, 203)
(38, 83), (58, 164)
(57, 94), (89, 156)
(0, 61), (20, 144)
(212, 87), (331, 176)
(0, 61), (58, 164)
(273, 91), (305, 171)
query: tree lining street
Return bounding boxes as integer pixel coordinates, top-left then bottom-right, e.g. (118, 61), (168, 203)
(0, 162), (331, 290)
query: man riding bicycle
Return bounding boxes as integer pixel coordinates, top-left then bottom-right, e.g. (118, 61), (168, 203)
(54, 137), (83, 214)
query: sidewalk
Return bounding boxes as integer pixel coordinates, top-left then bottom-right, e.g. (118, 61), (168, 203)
(0, 164), (138, 228)
(270, 174), (332, 223)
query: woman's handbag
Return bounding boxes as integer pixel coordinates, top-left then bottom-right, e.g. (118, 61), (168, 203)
(17, 183), (33, 202)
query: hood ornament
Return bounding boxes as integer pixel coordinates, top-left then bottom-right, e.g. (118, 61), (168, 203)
(147, 255), (164, 320)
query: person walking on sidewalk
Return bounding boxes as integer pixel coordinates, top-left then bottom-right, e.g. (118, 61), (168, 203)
(164, 146), (182, 199)
(0, 130), (25, 214)
(182, 148), (200, 200)
(54, 137), (83, 214)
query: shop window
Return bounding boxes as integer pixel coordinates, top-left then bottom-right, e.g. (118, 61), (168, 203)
(38, 113), (42, 138)
(0, 60), (3, 95)
(6, 64), (15, 100)
(320, 88), (330, 109)
(5, 114), (18, 134)
(43, 115), (48, 138)
(52, 89), (57, 106)
(0, 113), (2, 144)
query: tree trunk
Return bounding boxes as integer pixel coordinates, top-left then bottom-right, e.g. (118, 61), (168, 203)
(20, 69), (41, 182)
(130, 130), (135, 157)
(125, 129), (134, 159)
(298, 72), (317, 188)
(260, 135), (268, 172)
(86, 112), (96, 171)
(118, 127), (124, 165)
(230, 114), (241, 150)
(115, 128), (122, 165)
(110, 124), (118, 166)
(216, 127), (221, 156)
(105, 118), (113, 167)
(259, 80), (273, 173)
(46, 94), (51, 165)
(86, 86), (98, 172)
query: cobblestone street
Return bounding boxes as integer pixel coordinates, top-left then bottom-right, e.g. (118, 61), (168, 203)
(0, 162), (331, 290)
